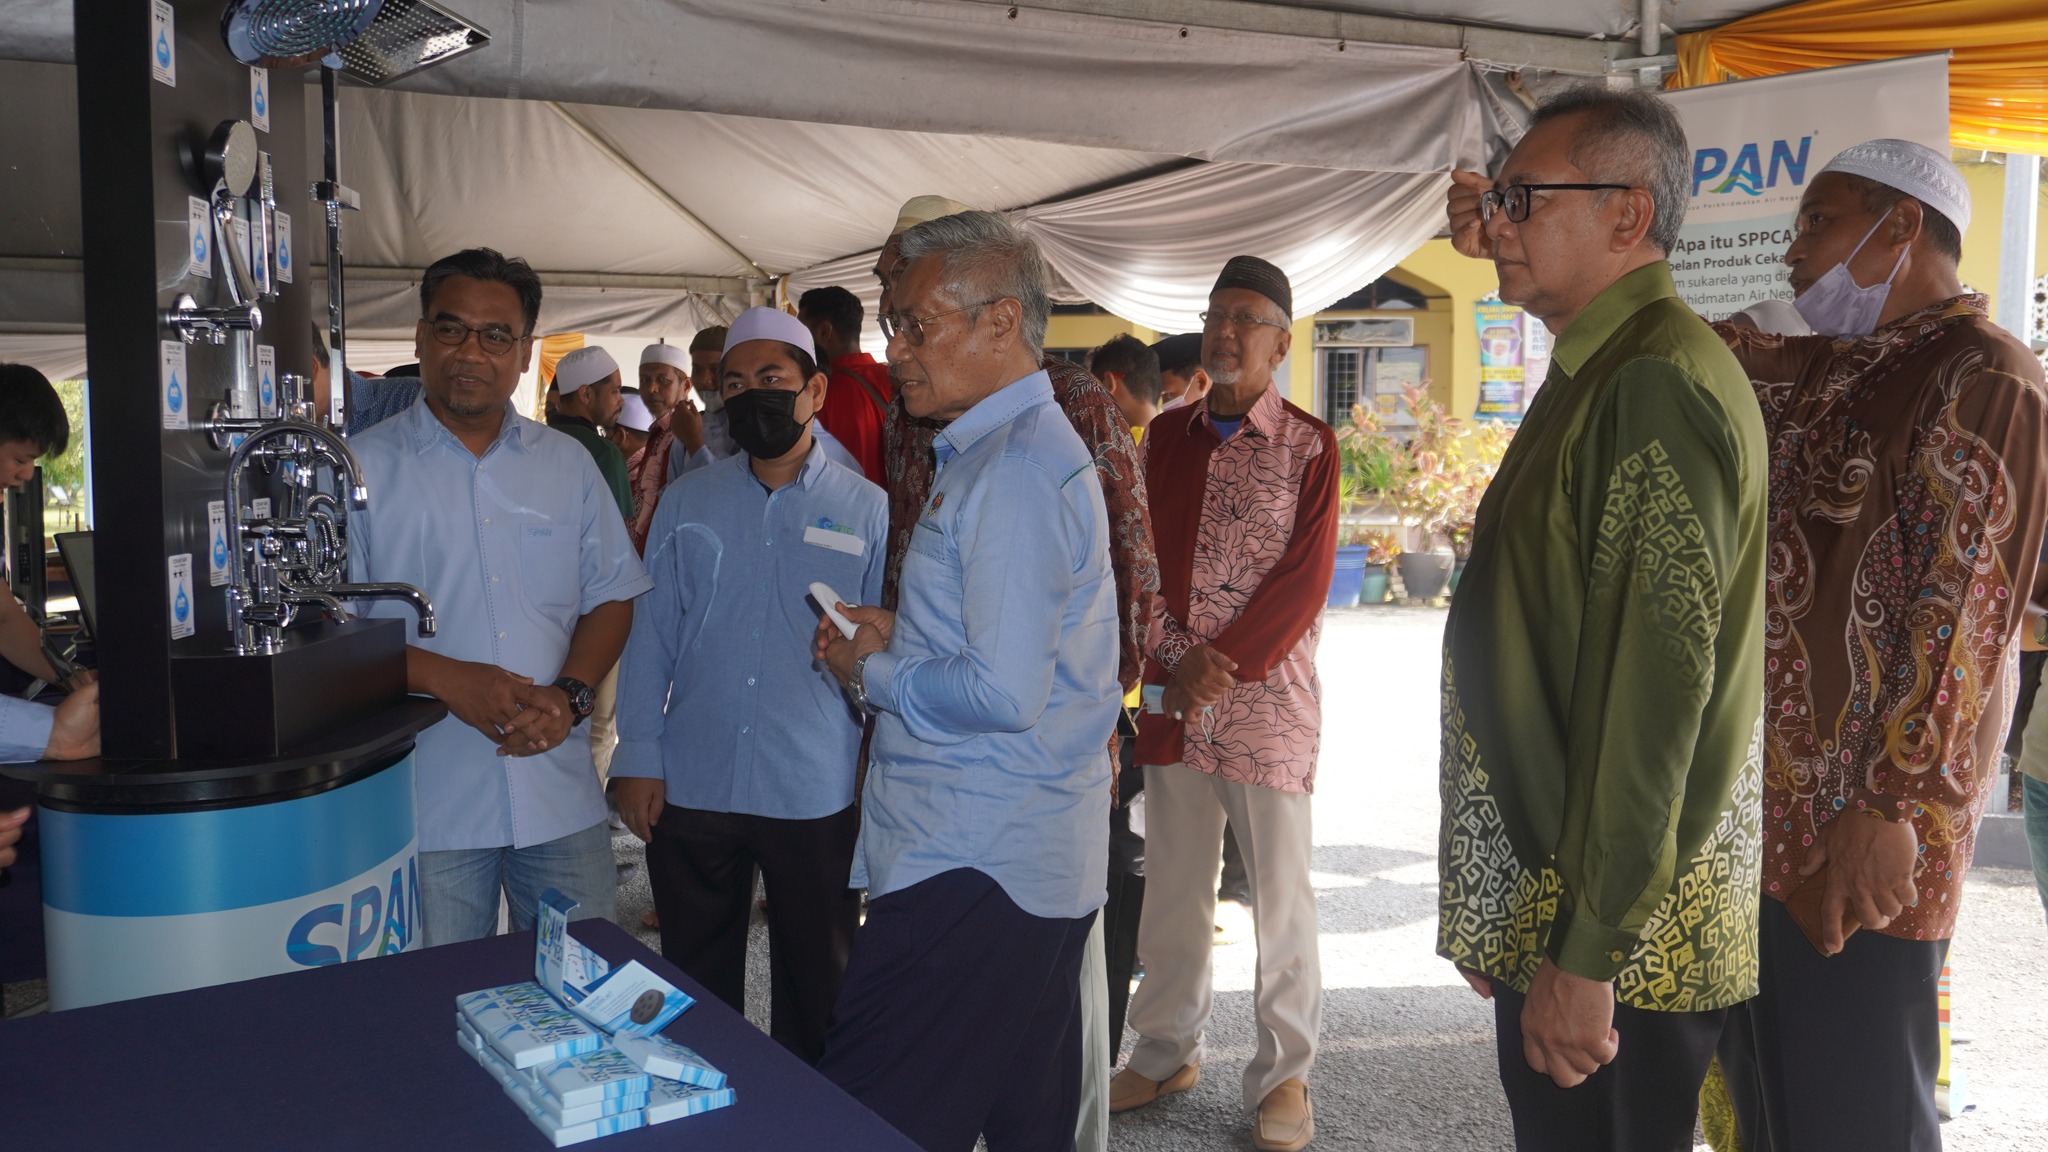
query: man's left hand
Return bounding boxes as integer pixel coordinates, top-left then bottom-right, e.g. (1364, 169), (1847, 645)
(1521, 959), (1619, 1089)
(814, 604), (893, 689)
(1800, 808), (1919, 954)
(498, 684), (574, 757)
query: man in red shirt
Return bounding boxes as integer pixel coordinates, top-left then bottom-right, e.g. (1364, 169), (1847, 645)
(799, 286), (893, 488)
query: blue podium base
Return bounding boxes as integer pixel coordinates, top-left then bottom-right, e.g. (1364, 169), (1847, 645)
(39, 752), (421, 1010)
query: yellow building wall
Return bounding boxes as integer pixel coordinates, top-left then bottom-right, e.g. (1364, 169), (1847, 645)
(1044, 314), (1156, 355)
(1957, 159), (2048, 319)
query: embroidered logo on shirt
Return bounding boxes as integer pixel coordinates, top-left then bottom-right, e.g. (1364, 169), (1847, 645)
(812, 516), (857, 536)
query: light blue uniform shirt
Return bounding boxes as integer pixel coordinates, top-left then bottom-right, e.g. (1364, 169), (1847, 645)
(0, 695), (53, 763)
(857, 370), (1120, 920)
(669, 408), (739, 483)
(611, 445), (886, 819)
(348, 398), (653, 852)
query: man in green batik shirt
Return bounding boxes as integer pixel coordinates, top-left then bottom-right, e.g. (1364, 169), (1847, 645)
(1435, 87), (1768, 1152)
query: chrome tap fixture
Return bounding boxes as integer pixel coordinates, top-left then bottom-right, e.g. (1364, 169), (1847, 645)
(204, 375), (434, 653)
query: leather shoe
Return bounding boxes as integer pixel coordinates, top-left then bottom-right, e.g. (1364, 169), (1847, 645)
(1108, 1062), (1199, 1113)
(1254, 1079), (1313, 1151)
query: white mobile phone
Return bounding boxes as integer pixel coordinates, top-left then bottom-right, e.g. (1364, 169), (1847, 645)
(809, 581), (860, 640)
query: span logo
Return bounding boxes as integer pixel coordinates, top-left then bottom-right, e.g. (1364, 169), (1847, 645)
(1693, 135), (1813, 198)
(285, 855), (423, 967)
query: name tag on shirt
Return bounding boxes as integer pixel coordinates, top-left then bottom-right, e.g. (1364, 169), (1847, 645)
(803, 524), (865, 557)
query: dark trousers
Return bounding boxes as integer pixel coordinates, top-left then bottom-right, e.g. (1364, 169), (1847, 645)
(644, 802), (860, 1065)
(1102, 868), (1144, 1060)
(818, 868), (1095, 1152)
(1490, 980), (1726, 1152)
(1717, 896), (1949, 1152)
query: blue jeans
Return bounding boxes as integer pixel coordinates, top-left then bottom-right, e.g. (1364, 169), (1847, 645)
(418, 820), (617, 948)
(2026, 774), (2048, 925)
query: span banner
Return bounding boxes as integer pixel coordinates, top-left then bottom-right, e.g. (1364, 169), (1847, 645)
(1662, 54), (1951, 320)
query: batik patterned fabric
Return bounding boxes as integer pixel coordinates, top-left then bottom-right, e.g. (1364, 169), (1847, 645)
(1437, 263), (1769, 1011)
(1134, 386), (1338, 793)
(625, 410), (674, 555)
(882, 355), (1156, 696)
(1719, 294), (2048, 941)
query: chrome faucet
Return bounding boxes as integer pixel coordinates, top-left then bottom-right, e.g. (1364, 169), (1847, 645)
(215, 413), (433, 652)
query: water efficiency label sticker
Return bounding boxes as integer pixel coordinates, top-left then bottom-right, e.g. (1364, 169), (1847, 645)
(160, 340), (188, 430)
(150, 1), (175, 86)
(208, 502), (230, 587)
(250, 67), (270, 132)
(168, 554), (195, 640)
(257, 344), (277, 417)
(187, 196), (211, 279)
(275, 211), (292, 284)
(252, 498), (272, 520)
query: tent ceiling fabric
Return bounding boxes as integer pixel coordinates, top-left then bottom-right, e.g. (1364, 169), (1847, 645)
(1214, 1), (1792, 39)
(374, 0), (1515, 174)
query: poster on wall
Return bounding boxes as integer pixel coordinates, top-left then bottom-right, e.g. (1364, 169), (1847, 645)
(1661, 54), (1950, 320)
(1474, 301), (1525, 420)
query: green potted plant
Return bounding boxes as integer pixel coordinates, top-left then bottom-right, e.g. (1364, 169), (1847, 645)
(1360, 530), (1400, 604)
(1441, 417), (1513, 593)
(1328, 405), (1399, 609)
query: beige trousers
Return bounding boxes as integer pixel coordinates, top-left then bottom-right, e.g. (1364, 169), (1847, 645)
(588, 663), (620, 786)
(1075, 913), (1109, 1152)
(1125, 762), (1320, 1110)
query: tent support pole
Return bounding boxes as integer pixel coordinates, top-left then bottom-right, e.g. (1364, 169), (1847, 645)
(543, 102), (769, 280)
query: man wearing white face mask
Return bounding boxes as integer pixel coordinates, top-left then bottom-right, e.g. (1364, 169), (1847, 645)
(1712, 141), (2048, 1152)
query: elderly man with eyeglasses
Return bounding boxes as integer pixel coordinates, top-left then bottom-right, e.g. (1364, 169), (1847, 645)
(1435, 87), (1768, 1152)
(1109, 256), (1337, 1152)
(812, 211), (1122, 1152)
(347, 247), (652, 948)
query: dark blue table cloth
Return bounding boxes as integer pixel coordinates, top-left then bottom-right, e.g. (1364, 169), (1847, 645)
(0, 918), (921, 1151)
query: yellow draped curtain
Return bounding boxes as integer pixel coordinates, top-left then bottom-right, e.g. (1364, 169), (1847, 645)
(534, 333), (585, 411)
(1672, 0), (2048, 156)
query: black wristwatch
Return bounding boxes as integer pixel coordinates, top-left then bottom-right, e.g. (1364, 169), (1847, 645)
(553, 676), (595, 726)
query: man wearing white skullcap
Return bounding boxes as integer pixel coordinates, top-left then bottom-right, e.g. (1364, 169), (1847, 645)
(612, 306), (885, 1066)
(550, 346), (633, 522)
(550, 345), (635, 799)
(1707, 140), (2048, 1152)
(612, 391), (654, 456)
(626, 343), (689, 555)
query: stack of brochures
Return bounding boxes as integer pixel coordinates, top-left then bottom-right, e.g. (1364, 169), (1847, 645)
(452, 888), (736, 1146)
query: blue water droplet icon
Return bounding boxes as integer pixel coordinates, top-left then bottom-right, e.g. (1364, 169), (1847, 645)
(261, 376), (275, 405)
(213, 530), (228, 567)
(194, 231), (206, 262)
(254, 84), (266, 116)
(174, 583), (190, 623)
(156, 31), (170, 67)
(167, 372), (183, 411)
(278, 241), (290, 270)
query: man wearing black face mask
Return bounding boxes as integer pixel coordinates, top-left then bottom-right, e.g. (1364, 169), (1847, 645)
(610, 307), (887, 1064)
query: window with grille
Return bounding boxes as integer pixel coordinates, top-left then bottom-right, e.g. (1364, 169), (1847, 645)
(1320, 348), (1362, 421)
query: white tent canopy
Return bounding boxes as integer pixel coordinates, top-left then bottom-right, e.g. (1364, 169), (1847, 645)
(0, 0), (1781, 376)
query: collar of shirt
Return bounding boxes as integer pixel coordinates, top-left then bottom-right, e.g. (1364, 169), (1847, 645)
(933, 369), (1053, 467)
(403, 397), (530, 458)
(549, 414), (599, 432)
(739, 435), (836, 493)
(1857, 292), (1989, 345)
(1185, 381), (1283, 440)
(1550, 261), (1680, 380)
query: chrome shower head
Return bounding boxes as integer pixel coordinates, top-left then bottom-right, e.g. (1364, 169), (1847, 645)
(221, 0), (489, 85)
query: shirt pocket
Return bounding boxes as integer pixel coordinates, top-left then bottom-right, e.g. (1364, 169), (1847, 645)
(519, 526), (582, 614)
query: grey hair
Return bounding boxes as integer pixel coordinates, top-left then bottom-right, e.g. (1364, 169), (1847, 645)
(896, 211), (1052, 355)
(1530, 85), (1691, 255)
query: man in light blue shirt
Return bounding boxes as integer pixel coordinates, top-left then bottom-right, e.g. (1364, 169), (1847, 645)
(611, 308), (885, 1065)
(667, 326), (740, 483)
(812, 212), (1119, 1152)
(348, 248), (652, 947)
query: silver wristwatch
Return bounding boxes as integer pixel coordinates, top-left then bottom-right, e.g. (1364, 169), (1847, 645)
(850, 650), (882, 715)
